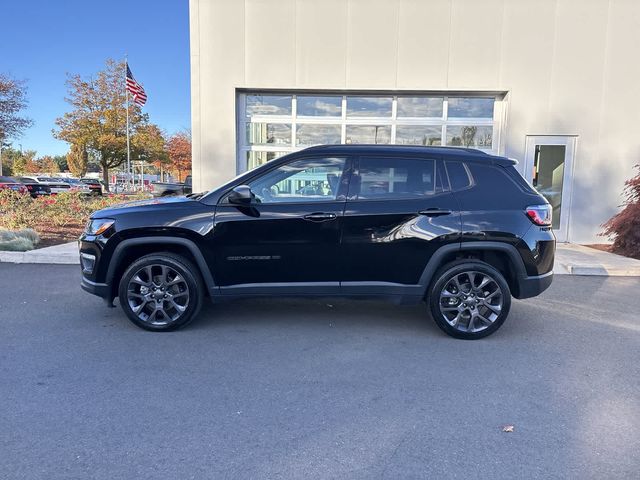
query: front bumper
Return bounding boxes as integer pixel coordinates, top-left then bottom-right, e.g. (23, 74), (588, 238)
(81, 276), (111, 299)
(514, 271), (553, 299)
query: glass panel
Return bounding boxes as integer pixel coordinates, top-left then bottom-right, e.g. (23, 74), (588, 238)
(447, 97), (494, 118)
(248, 157), (346, 203)
(446, 126), (493, 148)
(296, 124), (341, 147)
(355, 157), (437, 199)
(533, 145), (566, 229)
(346, 96), (392, 117)
(297, 96), (342, 116)
(397, 97), (443, 117)
(395, 125), (442, 145)
(446, 161), (472, 191)
(246, 123), (291, 146)
(345, 125), (391, 144)
(246, 151), (288, 170)
(245, 94), (292, 116)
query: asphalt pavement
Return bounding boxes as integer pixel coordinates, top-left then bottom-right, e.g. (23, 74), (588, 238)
(1, 264), (639, 479)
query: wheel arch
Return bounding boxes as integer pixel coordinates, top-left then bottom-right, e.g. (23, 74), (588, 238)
(106, 236), (216, 299)
(419, 241), (528, 298)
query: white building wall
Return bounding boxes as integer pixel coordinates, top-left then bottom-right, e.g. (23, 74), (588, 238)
(190, 0), (640, 243)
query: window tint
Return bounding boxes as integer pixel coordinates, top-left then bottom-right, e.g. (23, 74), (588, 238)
(247, 157), (346, 204)
(445, 161), (473, 191)
(354, 157), (443, 200)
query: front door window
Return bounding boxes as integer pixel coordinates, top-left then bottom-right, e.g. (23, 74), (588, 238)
(247, 157), (346, 203)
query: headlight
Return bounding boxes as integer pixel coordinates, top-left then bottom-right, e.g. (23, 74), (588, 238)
(85, 218), (115, 236)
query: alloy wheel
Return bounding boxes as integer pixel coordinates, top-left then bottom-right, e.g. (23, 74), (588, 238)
(438, 270), (504, 333)
(126, 264), (190, 326)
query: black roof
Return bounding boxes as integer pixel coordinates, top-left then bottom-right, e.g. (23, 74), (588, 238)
(301, 144), (516, 166)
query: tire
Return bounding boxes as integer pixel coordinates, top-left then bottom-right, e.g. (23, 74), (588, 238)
(427, 260), (511, 340)
(118, 253), (204, 332)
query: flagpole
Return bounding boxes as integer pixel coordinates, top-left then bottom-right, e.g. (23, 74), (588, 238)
(125, 56), (131, 191)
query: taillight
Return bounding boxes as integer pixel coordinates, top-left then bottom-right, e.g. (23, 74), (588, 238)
(26, 184), (33, 190)
(525, 204), (552, 226)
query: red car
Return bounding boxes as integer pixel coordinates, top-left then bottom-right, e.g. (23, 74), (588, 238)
(0, 176), (28, 194)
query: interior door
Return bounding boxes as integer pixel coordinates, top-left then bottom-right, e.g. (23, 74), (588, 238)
(212, 156), (350, 291)
(524, 136), (576, 242)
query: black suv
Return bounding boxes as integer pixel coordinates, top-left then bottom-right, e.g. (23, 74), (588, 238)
(80, 145), (555, 339)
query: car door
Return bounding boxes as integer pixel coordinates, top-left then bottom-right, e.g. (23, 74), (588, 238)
(212, 155), (351, 293)
(340, 155), (461, 293)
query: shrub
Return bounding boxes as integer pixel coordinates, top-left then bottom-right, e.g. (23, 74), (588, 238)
(0, 190), (151, 245)
(601, 164), (640, 259)
(0, 228), (40, 251)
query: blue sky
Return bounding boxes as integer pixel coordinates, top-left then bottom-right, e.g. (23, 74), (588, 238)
(0, 0), (190, 156)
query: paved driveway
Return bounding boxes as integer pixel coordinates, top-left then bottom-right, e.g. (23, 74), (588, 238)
(1, 264), (639, 479)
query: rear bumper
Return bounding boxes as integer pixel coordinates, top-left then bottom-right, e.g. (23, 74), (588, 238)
(514, 271), (553, 299)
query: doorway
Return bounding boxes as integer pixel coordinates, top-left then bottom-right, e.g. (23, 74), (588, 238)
(524, 136), (577, 242)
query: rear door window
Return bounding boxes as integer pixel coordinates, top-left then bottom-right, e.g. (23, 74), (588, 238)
(352, 156), (445, 200)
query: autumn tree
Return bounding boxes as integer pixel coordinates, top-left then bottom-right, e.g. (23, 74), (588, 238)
(66, 143), (88, 177)
(0, 74), (33, 144)
(12, 150), (38, 175)
(132, 124), (167, 172)
(602, 164), (640, 259)
(38, 155), (60, 174)
(54, 59), (160, 190)
(166, 131), (191, 182)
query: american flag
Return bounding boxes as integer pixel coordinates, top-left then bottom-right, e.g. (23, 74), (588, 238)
(125, 63), (147, 106)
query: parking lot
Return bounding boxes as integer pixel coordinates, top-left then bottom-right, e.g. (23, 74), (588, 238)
(1, 263), (639, 479)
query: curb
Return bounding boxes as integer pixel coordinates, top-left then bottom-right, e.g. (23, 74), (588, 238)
(561, 263), (640, 276)
(0, 251), (79, 265)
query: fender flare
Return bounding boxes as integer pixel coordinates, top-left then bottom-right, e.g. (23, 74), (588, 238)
(106, 236), (216, 293)
(418, 241), (527, 291)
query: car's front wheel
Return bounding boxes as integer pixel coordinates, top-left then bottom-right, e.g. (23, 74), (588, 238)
(118, 253), (204, 331)
(428, 260), (511, 339)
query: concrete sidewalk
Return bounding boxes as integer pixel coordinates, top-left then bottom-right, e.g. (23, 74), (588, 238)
(1, 241), (640, 276)
(0, 241), (79, 265)
(554, 243), (640, 276)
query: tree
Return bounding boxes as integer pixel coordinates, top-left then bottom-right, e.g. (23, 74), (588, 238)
(66, 143), (88, 177)
(38, 155), (60, 174)
(166, 131), (192, 182)
(0, 74), (33, 143)
(12, 150), (38, 175)
(54, 58), (151, 190)
(601, 164), (640, 259)
(52, 154), (68, 172)
(132, 124), (167, 174)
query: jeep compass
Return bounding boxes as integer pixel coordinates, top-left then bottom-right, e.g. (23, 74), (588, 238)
(79, 145), (555, 339)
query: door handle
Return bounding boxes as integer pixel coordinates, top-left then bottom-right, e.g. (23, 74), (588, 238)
(418, 208), (452, 217)
(303, 212), (337, 222)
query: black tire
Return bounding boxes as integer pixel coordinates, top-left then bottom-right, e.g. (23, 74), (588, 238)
(427, 260), (511, 340)
(118, 253), (204, 332)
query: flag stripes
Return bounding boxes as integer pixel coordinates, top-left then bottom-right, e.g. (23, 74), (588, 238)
(126, 64), (147, 106)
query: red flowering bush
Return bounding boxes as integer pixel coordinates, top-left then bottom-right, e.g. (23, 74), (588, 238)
(601, 164), (640, 259)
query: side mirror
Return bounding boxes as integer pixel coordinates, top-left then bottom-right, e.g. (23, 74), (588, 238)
(228, 185), (254, 205)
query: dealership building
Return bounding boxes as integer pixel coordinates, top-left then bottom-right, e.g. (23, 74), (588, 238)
(189, 0), (639, 243)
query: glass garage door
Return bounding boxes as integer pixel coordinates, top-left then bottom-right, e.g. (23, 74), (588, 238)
(237, 92), (501, 172)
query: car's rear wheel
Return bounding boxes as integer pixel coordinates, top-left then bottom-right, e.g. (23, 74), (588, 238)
(427, 260), (511, 339)
(118, 253), (203, 331)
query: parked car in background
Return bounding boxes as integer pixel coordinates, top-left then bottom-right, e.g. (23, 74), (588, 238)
(0, 176), (29, 195)
(56, 177), (92, 195)
(80, 178), (103, 196)
(80, 145), (555, 339)
(14, 177), (51, 197)
(151, 175), (192, 197)
(25, 177), (72, 195)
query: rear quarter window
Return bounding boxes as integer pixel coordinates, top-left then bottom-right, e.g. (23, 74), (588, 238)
(445, 161), (473, 191)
